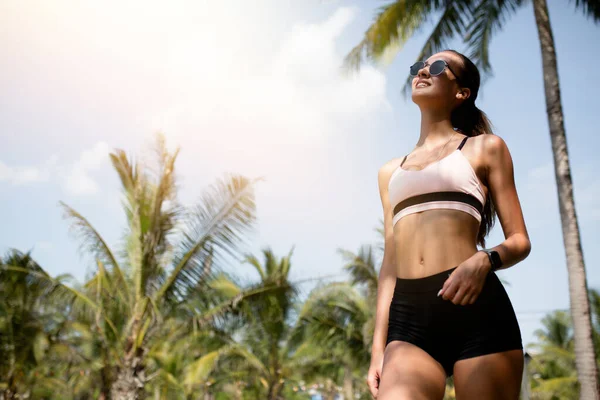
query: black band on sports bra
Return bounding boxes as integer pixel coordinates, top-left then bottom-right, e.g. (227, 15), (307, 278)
(400, 155), (407, 167)
(392, 191), (484, 217)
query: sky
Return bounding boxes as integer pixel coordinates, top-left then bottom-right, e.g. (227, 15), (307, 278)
(1, 0), (599, 356)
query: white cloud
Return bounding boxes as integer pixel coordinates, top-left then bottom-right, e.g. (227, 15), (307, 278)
(0, 142), (110, 196)
(144, 6), (390, 185)
(0, 155), (57, 185)
(63, 141), (110, 195)
(1, 3), (390, 206)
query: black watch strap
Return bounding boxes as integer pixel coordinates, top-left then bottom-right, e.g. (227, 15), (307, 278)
(482, 249), (503, 272)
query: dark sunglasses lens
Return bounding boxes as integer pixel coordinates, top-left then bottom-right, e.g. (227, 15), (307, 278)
(429, 60), (446, 76)
(410, 61), (425, 76)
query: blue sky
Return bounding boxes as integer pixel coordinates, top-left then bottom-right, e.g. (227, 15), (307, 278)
(1, 0), (599, 353)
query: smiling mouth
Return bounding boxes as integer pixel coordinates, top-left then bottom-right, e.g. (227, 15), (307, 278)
(416, 82), (430, 88)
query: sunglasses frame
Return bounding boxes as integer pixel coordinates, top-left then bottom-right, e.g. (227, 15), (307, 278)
(410, 59), (462, 86)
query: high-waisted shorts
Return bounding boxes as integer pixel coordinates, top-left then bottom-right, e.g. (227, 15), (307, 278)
(386, 266), (523, 377)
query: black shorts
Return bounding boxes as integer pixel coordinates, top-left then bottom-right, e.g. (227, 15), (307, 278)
(386, 266), (523, 377)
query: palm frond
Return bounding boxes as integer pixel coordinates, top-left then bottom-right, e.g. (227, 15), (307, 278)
(342, 0), (435, 74)
(194, 282), (287, 329)
(109, 134), (183, 302)
(242, 253), (267, 281)
(337, 244), (379, 295)
(0, 265), (118, 340)
(60, 202), (131, 307)
(531, 376), (579, 398)
(464, 0), (525, 74)
(295, 282), (369, 350)
(155, 173), (262, 304)
(140, 135), (182, 297)
(183, 348), (225, 387)
(571, 0), (600, 22)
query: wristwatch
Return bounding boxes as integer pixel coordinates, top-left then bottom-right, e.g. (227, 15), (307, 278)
(481, 249), (503, 273)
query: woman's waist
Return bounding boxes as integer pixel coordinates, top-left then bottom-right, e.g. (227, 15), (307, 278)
(393, 248), (479, 280)
(394, 209), (480, 240)
(392, 265), (459, 293)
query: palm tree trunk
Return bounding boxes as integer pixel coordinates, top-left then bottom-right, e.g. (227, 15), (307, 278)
(100, 363), (111, 400)
(532, 0), (600, 398)
(343, 365), (354, 400)
(203, 393), (214, 400)
(267, 381), (282, 400)
(322, 378), (337, 400)
(110, 351), (145, 400)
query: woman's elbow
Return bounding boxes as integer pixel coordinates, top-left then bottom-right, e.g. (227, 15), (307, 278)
(521, 236), (532, 259)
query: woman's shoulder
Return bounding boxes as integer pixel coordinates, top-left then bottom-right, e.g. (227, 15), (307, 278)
(472, 134), (512, 175)
(379, 157), (405, 176)
(377, 157), (405, 190)
(464, 133), (508, 158)
(474, 133), (508, 153)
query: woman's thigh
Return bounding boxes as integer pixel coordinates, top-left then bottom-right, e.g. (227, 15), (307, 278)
(378, 340), (447, 400)
(453, 349), (524, 400)
(451, 271), (524, 399)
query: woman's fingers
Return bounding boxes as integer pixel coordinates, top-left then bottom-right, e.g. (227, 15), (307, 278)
(460, 292), (472, 306)
(441, 279), (459, 301)
(457, 288), (482, 305)
(367, 368), (380, 398)
(449, 286), (467, 304)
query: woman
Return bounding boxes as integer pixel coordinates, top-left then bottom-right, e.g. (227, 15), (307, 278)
(367, 50), (531, 400)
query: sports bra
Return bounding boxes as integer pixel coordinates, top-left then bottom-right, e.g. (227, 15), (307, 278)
(388, 136), (486, 227)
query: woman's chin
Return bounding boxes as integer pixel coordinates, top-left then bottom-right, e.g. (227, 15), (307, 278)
(411, 92), (434, 105)
(411, 89), (447, 107)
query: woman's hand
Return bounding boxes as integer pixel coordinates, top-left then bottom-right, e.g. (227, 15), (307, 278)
(367, 350), (384, 398)
(438, 251), (491, 305)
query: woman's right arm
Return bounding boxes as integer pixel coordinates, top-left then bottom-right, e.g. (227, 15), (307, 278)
(372, 163), (398, 355)
(367, 163), (399, 397)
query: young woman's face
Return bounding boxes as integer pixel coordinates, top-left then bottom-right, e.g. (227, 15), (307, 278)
(411, 51), (467, 110)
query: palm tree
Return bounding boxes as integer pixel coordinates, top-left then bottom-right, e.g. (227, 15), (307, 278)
(143, 322), (234, 398)
(526, 289), (600, 399)
(528, 310), (579, 399)
(293, 244), (380, 400)
(295, 281), (371, 399)
(0, 249), (88, 399)
(185, 247), (306, 400)
(343, 1), (600, 397)
(2, 134), (278, 399)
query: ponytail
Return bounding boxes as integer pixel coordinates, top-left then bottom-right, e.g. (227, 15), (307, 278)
(447, 50), (497, 248)
(451, 99), (493, 137)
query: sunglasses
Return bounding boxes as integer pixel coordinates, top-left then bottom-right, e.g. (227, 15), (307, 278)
(409, 59), (462, 85)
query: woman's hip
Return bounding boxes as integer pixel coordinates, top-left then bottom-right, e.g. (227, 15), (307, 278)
(387, 267), (521, 339)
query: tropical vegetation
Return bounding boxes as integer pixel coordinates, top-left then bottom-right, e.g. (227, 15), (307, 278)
(2, 137), (598, 399)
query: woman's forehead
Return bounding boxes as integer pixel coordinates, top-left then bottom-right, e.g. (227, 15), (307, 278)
(426, 51), (457, 64)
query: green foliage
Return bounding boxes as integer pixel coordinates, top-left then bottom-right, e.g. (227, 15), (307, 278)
(525, 290), (600, 400)
(3, 132), (598, 398)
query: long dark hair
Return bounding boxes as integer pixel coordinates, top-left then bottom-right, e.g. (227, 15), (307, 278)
(446, 49), (496, 248)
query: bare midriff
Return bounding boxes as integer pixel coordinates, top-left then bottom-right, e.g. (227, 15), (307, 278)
(393, 209), (482, 279)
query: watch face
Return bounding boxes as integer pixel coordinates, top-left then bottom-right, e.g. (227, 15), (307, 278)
(490, 251), (502, 268)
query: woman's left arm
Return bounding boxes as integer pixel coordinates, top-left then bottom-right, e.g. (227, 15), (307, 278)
(480, 134), (532, 271)
(439, 134), (531, 305)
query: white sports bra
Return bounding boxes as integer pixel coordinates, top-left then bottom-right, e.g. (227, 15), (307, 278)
(388, 136), (486, 227)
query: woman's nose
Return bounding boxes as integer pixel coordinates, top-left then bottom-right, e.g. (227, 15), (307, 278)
(418, 66), (430, 78)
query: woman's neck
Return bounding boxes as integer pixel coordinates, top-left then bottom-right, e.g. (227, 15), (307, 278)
(416, 110), (456, 148)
